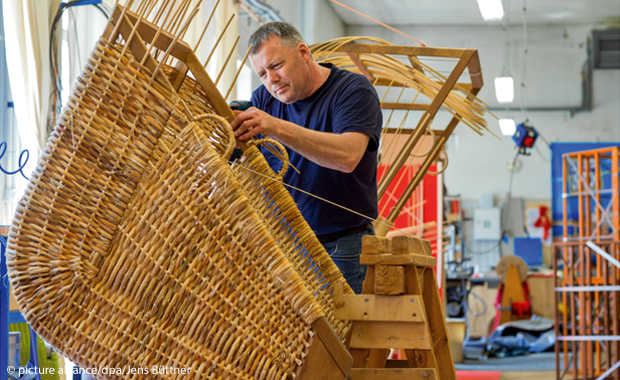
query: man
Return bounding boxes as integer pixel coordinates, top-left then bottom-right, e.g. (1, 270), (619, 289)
(231, 22), (382, 294)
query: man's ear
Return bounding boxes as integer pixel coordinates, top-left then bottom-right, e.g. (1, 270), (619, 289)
(298, 43), (312, 63)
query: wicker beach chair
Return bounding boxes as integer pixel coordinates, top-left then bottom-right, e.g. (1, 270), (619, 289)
(6, 3), (352, 379)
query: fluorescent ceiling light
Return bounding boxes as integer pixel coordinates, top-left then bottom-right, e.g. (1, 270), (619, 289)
(494, 76), (514, 104)
(499, 118), (516, 136)
(477, 0), (504, 21)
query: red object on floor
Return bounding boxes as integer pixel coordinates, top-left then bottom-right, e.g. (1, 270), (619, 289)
(456, 370), (502, 380)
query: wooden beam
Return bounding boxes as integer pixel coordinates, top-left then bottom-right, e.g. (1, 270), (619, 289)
(374, 78), (473, 91)
(380, 102), (429, 111)
(348, 321), (431, 350)
(382, 128), (444, 135)
(108, 4), (193, 63)
(347, 52), (374, 82)
(297, 331), (350, 380)
(311, 317), (354, 376)
(169, 59), (189, 90)
(422, 268), (457, 380)
(408, 56), (425, 74)
(333, 282), (424, 322)
(334, 43), (467, 58)
(360, 254), (436, 267)
(467, 50), (484, 89)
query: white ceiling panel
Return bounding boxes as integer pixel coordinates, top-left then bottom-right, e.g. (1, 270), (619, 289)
(328, 0), (620, 26)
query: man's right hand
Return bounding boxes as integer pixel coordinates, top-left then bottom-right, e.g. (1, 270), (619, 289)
(231, 107), (280, 141)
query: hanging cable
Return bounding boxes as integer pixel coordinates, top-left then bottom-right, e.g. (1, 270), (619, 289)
(0, 142), (30, 180)
(518, 0), (530, 122)
(49, 1), (109, 124)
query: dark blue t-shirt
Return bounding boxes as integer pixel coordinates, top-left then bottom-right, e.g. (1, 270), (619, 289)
(251, 63), (382, 236)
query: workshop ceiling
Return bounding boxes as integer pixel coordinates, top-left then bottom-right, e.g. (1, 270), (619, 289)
(329, 0), (620, 26)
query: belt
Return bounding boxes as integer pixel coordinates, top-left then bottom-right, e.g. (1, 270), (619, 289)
(316, 223), (372, 244)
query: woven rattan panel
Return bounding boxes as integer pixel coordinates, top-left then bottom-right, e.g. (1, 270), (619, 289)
(175, 76), (354, 342)
(7, 38), (325, 379)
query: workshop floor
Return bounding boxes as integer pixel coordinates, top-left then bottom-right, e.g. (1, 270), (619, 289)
(456, 352), (559, 379)
(457, 370), (554, 380)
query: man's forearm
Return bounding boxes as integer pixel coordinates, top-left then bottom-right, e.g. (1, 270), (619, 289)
(271, 118), (368, 173)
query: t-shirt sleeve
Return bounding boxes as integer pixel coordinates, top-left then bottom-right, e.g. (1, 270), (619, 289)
(331, 81), (382, 152)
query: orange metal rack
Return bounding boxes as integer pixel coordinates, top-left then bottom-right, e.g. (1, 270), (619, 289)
(554, 147), (620, 380)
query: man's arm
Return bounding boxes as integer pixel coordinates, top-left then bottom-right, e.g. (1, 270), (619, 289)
(231, 107), (369, 173)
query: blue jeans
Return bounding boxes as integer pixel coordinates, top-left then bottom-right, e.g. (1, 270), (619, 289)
(322, 225), (375, 294)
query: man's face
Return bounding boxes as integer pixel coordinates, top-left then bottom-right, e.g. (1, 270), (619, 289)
(250, 35), (311, 104)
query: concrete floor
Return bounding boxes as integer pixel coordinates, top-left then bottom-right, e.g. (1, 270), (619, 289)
(500, 371), (554, 380)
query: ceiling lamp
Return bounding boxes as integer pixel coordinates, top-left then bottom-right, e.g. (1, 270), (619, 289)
(494, 76), (514, 103)
(499, 118), (516, 136)
(477, 0), (504, 21)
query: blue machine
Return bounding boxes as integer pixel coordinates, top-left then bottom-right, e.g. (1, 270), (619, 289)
(512, 122), (538, 156)
(514, 237), (543, 266)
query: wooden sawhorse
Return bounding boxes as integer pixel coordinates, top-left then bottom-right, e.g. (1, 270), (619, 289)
(334, 235), (456, 380)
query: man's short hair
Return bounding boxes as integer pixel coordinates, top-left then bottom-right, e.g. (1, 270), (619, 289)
(248, 22), (306, 55)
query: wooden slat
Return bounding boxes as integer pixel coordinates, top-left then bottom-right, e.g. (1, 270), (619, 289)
(360, 254), (436, 267)
(170, 59), (189, 90)
(350, 368), (437, 380)
(383, 128), (444, 135)
(408, 56), (425, 74)
(333, 43), (467, 58)
(422, 268), (457, 380)
(366, 349), (390, 369)
(374, 78), (473, 91)
(347, 52), (374, 82)
(108, 5), (192, 63)
(311, 317), (353, 377)
(404, 266), (435, 370)
(380, 102), (429, 111)
(467, 50), (484, 89)
(297, 333), (348, 380)
(333, 281), (424, 322)
(348, 321), (431, 350)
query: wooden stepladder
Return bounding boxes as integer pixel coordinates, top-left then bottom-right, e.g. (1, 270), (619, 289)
(334, 235), (456, 380)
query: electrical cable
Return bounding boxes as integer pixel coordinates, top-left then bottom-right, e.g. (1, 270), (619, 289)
(519, 0), (530, 122)
(0, 142), (30, 180)
(49, 1), (109, 121)
(70, 8), (82, 71)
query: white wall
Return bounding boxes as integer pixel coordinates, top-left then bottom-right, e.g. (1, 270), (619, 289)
(347, 24), (620, 201)
(238, 0), (346, 91)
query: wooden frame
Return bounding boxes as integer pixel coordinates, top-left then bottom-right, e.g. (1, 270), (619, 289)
(313, 42), (484, 237)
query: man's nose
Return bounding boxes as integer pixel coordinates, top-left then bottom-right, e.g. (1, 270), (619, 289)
(267, 71), (280, 84)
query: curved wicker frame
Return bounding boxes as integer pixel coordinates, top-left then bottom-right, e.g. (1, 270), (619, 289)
(6, 35), (345, 379)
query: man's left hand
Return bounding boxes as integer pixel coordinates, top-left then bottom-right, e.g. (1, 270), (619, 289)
(231, 107), (279, 141)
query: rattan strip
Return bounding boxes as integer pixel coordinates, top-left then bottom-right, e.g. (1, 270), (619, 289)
(310, 37), (492, 136)
(231, 145), (353, 341)
(7, 35), (322, 379)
